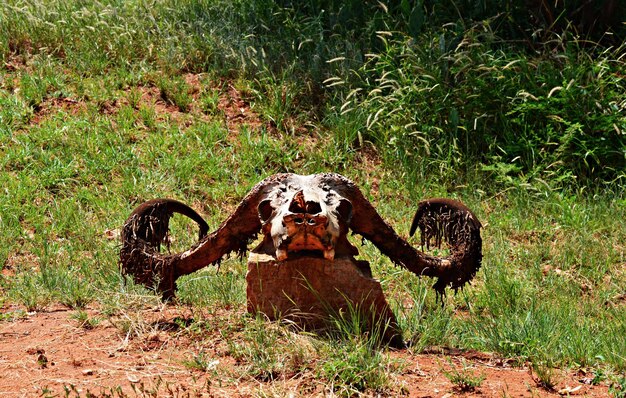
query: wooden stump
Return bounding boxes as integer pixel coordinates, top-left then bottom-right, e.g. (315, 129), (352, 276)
(246, 252), (403, 347)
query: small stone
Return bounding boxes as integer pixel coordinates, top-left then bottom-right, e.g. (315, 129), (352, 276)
(82, 369), (94, 376)
(36, 353), (48, 368)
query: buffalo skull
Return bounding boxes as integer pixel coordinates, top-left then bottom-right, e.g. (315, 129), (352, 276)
(120, 173), (482, 299)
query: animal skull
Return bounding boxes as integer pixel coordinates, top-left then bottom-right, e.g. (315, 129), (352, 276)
(120, 173), (482, 299)
(256, 175), (355, 261)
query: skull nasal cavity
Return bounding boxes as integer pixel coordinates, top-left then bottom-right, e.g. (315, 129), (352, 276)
(305, 201), (322, 214)
(288, 191), (322, 214)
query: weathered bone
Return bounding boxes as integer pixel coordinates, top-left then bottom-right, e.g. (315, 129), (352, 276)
(120, 173), (482, 299)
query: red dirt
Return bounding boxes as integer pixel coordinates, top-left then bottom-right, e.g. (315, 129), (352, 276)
(29, 97), (87, 126)
(26, 72), (269, 137)
(0, 305), (611, 397)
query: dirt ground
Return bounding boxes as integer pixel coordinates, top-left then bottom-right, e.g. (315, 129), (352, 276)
(0, 304), (611, 398)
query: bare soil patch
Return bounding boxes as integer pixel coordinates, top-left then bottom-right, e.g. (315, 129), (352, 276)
(0, 305), (610, 397)
(29, 97), (87, 125)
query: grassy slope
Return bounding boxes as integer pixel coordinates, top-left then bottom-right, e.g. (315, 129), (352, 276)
(0, 0), (625, 395)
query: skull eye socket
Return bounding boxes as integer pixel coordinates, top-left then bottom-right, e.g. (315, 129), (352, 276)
(336, 198), (353, 222)
(258, 199), (274, 222)
(294, 217), (305, 224)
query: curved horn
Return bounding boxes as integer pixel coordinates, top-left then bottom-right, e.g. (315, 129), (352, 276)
(119, 174), (292, 299)
(411, 198), (482, 296)
(122, 198), (209, 246)
(318, 173), (482, 297)
(120, 198), (209, 298)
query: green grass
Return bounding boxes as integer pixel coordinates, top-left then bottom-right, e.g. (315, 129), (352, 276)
(441, 358), (485, 392)
(70, 309), (102, 329)
(1, 0), (625, 395)
(3, 0), (624, 187)
(317, 338), (401, 396)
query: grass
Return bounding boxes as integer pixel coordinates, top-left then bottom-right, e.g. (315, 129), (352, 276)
(225, 315), (315, 382)
(611, 375), (626, 398)
(182, 350), (219, 373)
(530, 360), (560, 392)
(329, 28), (626, 187)
(441, 358), (485, 392)
(0, 0), (625, 396)
(317, 338), (400, 396)
(70, 309), (102, 329)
